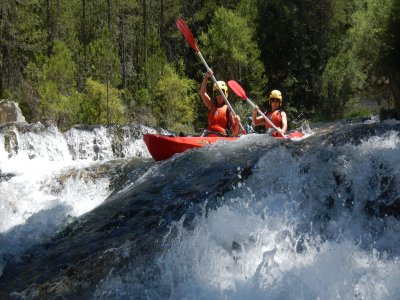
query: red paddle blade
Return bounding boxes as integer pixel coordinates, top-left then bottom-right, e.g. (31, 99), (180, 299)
(176, 18), (199, 52)
(228, 80), (247, 100)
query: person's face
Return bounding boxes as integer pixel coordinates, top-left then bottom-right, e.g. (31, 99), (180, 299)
(214, 91), (225, 105)
(270, 98), (280, 109)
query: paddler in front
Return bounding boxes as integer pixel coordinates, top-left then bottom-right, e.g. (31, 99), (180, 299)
(200, 69), (240, 137)
(252, 89), (287, 137)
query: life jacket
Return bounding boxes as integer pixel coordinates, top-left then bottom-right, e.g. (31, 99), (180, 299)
(207, 105), (230, 135)
(264, 110), (283, 128)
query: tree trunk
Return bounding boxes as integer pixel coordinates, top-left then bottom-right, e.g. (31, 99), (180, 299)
(160, 0), (164, 39)
(46, 0), (52, 55)
(142, 0), (147, 86)
(389, 68), (400, 118)
(78, 0), (87, 91)
(0, 3), (4, 96)
(56, 0), (61, 40)
(82, 0), (87, 50)
(119, 13), (126, 89)
(106, 72), (110, 125)
(107, 0), (111, 125)
(107, 0), (111, 31)
(142, 0), (147, 63)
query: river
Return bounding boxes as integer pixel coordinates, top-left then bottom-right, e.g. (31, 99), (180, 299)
(0, 119), (399, 299)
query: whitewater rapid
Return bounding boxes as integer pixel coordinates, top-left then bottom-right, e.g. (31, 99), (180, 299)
(150, 131), (400, 300)
(0, 123), (154, 277)
(88, 124), (400, 299)
(1, 119), (400, 300)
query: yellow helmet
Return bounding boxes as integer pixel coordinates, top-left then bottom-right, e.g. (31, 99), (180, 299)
(269, 90), (282, 105)
(213, 81), (228, 97)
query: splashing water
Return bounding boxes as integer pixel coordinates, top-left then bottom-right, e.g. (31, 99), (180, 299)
(0, 123), (152, 277)
(1, 120), (400, 300)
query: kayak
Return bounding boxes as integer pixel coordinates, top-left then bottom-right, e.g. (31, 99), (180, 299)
(144, 131), (304, 161)
(143, 134), (238, 161)
(274, 131), (304, 139)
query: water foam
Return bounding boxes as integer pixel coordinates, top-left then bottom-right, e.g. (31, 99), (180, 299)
(151, 131), (400, 299)
(0, 123), (151, 277)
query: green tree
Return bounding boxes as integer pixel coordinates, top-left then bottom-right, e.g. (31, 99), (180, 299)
(321, 0), (400, 119)
(1, 0), (47, 116)
(84, 78), (125, 124)
(152, 64), (197, 132)
(88, 27), (122, 124)
(200, 7), (266, 99)
(24, 41), (81, 128)
(255, 0), (331, 117)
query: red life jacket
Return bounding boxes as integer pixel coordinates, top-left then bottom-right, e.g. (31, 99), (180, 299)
(264, 110), (283, 128)
(207, 105), (230, 134)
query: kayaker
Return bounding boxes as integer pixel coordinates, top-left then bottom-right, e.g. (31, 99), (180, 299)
(252, 89), (287, 137)
(200, 69), (240, 137)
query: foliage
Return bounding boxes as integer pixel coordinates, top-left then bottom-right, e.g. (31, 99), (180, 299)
(84, 78), (125, 124)
(320, 0), (399, 119)
(321, 50), (366, 118)
(153, 64), (197, 133)
(25, 41), (79, 127)
(200, 7), (266, 99)
(255, 0), (332, 113)
(1, 0), (399, 131)
(88, 27), (121, 87)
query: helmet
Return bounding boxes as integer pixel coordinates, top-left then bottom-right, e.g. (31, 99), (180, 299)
(213, 81), (228, 97)
(269, 90), (282, 105)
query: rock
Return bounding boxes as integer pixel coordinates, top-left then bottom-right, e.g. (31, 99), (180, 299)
(379, 107), (400, 121)
(0, 172), (15, 182)
(0, 100), (26, 125)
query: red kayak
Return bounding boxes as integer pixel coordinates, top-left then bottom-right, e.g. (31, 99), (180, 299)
(143, 134), (238, 161)
(274, 131), (304, 139)
(143, 131), (304, 161)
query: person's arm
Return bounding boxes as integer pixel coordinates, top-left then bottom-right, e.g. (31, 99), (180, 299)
(252, 106), (265, 126)
(230, 113), (240, 136)
(200, 70), (213, 110)
(280, 111), (288, 135)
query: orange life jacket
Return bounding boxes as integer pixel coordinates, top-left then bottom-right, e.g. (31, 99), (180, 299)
(207, 105), (230, 134)
(264, 110), (283, 128)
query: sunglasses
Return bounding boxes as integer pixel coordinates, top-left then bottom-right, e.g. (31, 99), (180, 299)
(214, 91), (224, 96)
(270, 98), (280, 103)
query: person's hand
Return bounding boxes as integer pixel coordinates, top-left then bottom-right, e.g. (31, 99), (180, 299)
(234, 115), (241, 123)
(276, 128), (284, 137)
(204, 69), (213, 78)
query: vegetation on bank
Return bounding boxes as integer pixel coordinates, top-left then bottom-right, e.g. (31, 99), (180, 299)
(0, 0), (399, 132)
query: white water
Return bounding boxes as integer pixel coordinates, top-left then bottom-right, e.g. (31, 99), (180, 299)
(0, 123), (152, 276)
(2, 121), (400, 299)
(94, 129), (400, 299)
(157, 132), (400, 299)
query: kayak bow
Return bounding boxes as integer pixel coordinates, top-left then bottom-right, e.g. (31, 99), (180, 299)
(143, 132), (304, 161)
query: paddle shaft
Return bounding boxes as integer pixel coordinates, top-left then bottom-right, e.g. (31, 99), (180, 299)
(176, 18), (245, 134)
(196, 52), (246, 133)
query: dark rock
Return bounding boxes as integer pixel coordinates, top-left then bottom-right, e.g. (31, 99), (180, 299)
(379, 107), (400, 121)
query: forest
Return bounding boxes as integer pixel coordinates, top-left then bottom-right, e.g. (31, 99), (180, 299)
(1, 0), (399, 133)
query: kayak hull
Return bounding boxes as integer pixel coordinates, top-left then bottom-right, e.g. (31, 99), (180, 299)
(143, 131), (304, 161)
(143, 134), (238, 161)
(276, 131), (304, 139)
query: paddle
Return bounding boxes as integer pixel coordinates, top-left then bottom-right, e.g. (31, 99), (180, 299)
(176, 18), (246, 134)
(227, 80), (287, 138)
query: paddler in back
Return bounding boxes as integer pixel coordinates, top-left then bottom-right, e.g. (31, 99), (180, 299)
(200, 69), (240, 137)
(252, 89), (287, 137)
